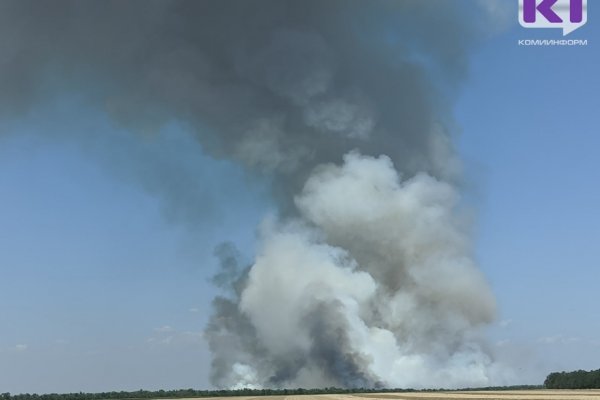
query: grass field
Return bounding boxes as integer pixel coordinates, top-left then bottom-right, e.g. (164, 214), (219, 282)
(352, 391), (600, 399)
(190, 391), (600, 400)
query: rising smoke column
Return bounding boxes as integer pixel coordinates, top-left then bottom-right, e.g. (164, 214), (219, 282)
(0, 0), (508, 390)
(208, 153), (497, 389)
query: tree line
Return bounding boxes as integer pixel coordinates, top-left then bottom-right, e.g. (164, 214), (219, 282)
(544, 369), (600, 389)
(0, 388), (407, 400)
(0, 385), (546, 400)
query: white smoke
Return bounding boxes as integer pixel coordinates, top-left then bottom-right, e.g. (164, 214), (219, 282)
(0, 0), (514, 389)
(212, 152), (500, 388)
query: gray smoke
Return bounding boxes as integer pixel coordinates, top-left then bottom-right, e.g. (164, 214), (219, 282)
(0, 0), (510, 389)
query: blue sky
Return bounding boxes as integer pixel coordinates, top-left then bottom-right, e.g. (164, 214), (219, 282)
(1, 2), (599, 394)
(455, 5), (600, 379)
(0, 107), (268, 392)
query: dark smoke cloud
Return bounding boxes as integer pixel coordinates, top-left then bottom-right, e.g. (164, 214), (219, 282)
(1, 0), (475, 187)
(0, 0), (511, 389)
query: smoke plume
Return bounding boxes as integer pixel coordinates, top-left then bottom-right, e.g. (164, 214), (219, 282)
(0, 0), (508, 389)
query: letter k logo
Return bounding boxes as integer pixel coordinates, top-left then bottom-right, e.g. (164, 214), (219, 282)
(519, 0), (587, 36)
(523, 0), (562, 23)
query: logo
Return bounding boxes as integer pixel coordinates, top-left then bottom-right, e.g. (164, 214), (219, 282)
(519, 0), (587, 35)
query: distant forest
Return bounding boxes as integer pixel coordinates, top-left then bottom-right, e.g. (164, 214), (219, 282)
(544, 369), (600, 389)
(0, 388), (401, 400)
(5, 369), (600, 399)
(2, 388), (408, 400)
(0, 385), (544, 400)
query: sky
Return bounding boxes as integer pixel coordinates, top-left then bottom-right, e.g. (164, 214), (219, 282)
(455, 4), (600, 379)
(1, 1), (599, 394)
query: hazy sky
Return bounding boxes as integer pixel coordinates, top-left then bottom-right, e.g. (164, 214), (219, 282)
(455, 12), (600, 378)
(1, 1), (599, 394)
